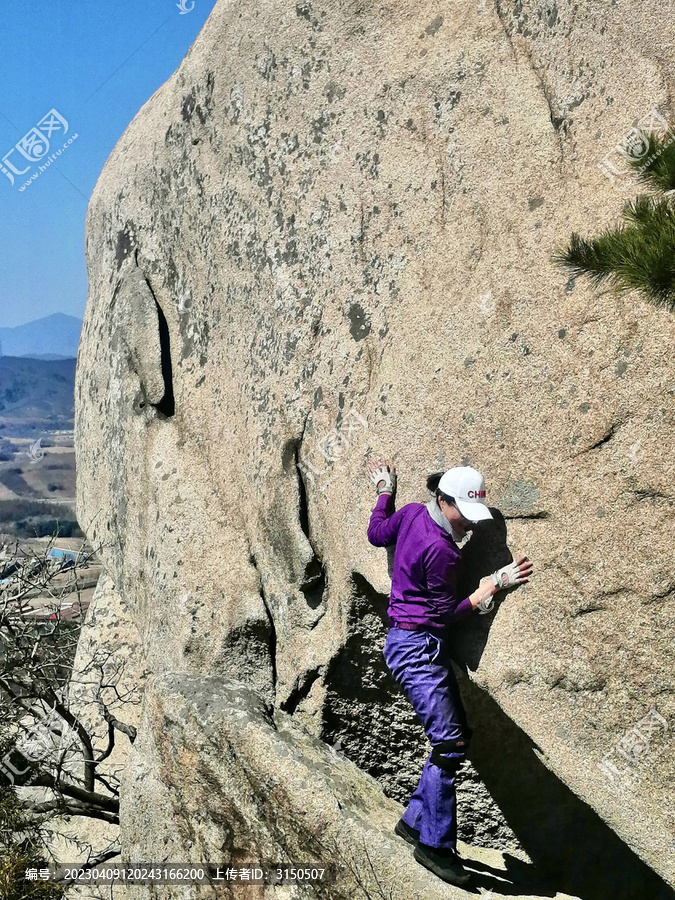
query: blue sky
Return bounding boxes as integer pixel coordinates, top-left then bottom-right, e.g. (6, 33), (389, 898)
(0, 0), (218, 329)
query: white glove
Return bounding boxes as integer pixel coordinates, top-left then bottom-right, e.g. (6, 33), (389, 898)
(369, 465), (396, 495)
(476, 561), (528, 615)
(490, 561), (526, 591)
(477, 594), (495, 615)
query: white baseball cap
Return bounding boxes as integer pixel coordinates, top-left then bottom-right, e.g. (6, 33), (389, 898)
(437, 466), (493, 522)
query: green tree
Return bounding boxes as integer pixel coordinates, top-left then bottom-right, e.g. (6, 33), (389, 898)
(553, 127), (675, 310)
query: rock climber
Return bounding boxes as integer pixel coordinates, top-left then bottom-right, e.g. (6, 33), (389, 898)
(366, 458), (533, 886)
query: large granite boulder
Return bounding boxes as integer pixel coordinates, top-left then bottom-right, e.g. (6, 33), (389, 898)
(74, 0), (675, 895)
(121, 671), (581, 899)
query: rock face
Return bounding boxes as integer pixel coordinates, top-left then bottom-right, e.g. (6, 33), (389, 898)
(75, 0), (675, 896)
(122, 671), (581, 900)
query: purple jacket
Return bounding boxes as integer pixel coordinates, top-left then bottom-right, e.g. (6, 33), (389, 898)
(367, 493), (474, 629)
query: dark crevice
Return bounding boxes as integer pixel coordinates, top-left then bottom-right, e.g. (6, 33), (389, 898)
(152, 297), (175, 418)
(503, 510), (549, 520)
(599, 586), (631, 598)
(281, 437), (298, 474)
(571, 604), (607, 617)
(628, 488), (671, 502)
(283, 435), (327, 609)
(218, 620), (277, 724)
(542, 85), (566, 132)
(584, 422), (621, 452)
(493, 0), (566, 167)
(643, 583), (675, 604)
(295, 442), (311, 540)
(248, 551), (277, 692)
(280, 667), (322, 715)
(115, 257), (174, 418)
(300, 557), (326, 609)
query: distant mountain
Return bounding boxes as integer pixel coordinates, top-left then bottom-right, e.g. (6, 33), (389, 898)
(23, 353), (74, 361)
(0, 313), (81, 360)
(0, 357), (75, 436)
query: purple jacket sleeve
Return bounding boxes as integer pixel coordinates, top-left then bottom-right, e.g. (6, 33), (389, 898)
(423, 541), (474, 624)
(367, 493), (407, 547)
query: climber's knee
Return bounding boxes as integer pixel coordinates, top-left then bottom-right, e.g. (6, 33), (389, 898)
(430, 736), (468, 774)
(431, 753), (462, 774)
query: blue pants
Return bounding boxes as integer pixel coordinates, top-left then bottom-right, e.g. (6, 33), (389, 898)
(383, 626), (470, 851)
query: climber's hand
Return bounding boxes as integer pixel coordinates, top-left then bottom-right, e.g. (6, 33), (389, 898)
(366, 458), (397, 495)
(491, 556), (533, 591)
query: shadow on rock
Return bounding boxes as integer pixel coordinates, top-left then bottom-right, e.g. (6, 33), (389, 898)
(449, 507), (519, 672)
(455, 676), (675, 900)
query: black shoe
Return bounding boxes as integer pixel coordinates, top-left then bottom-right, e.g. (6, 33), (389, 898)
(413, 842), (471, 886)
(394, 818), (420, 845)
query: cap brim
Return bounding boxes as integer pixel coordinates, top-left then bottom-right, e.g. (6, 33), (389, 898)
(454, 499), (493, 522)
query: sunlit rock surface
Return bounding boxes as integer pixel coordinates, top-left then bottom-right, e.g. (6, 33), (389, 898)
(74, 0), (675, 895)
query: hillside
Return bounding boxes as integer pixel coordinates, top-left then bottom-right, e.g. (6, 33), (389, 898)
(0, 312), (81, 359)
(0, 356), (75, 437)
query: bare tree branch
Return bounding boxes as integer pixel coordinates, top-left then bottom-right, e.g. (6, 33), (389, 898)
(18, 798), (119, 825)
(0, 533), (136, 846)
